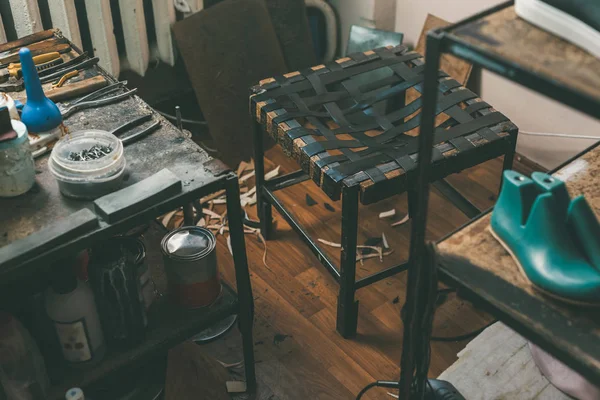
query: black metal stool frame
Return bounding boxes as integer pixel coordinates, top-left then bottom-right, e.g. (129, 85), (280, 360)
(251, 46), (518, 338)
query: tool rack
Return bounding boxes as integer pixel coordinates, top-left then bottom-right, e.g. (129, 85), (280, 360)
(0, 32), (256, 398)
(400, 1), (600, 398)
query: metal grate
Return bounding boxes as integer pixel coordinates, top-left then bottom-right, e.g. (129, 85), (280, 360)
(2, 0), (180, 77)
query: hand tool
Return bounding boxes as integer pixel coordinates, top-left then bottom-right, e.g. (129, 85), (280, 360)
(40, 57), (99, 84)
(0, 29), (55, 54)
(0, 52), (63, 83)
(0, 78), (24, 92)
(0, 41), (70, 67)
(52, 70), (79, 88)
(111, 114), (162, 146)
(45, 76), (108, 103)
(58, 81), (137, 119)
(38, 52), (88, 77)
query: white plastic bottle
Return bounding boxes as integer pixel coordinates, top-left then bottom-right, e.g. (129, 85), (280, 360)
(45, 267), (106, 366)
(65, 387), (87, 400)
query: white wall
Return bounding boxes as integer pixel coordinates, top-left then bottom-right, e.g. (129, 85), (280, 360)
(394, 0), (600, 169)
(330, 0), (600, 169)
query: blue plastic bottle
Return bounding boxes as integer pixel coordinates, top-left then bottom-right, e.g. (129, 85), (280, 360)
(19, 47), (62, 133)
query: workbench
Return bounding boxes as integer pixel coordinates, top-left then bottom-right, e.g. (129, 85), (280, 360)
(437, 142), (600, 384)
(0, 32), (255, 398)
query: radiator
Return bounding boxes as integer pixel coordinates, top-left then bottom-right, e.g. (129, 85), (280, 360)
(0, 0), (203, 77)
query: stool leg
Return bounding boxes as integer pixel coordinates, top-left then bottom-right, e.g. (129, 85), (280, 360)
(253, 120), (273, 240)
(336, 185), (360, 338)
(225, 174), (256, 392)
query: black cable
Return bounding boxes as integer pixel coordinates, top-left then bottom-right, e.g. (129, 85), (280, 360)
(430, 287), (497, 342)
(356, 381), (400, 400)
(431, 319), (497, 342)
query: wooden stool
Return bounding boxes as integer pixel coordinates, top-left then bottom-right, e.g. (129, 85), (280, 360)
(250, 45), (518, 338)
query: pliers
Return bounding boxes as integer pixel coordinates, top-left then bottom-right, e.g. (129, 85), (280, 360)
(58, 81), (137, 119)
(111, 113), (161, 146)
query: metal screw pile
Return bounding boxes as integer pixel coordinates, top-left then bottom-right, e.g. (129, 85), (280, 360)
(68, 144), (113, 161)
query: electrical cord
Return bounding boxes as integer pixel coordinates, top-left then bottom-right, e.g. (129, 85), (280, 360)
(431, 319), (497, 342)
(430, 287), (497, 342)
(356, 381), (400, 399)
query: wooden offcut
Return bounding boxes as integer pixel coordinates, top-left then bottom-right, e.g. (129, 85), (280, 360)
(173, 0), (287, 166)
(415, 14), (473, 86)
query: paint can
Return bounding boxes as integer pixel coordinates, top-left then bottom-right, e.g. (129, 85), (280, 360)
(161, 227), (221, 309)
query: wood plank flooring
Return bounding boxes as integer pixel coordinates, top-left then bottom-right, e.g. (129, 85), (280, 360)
(204, 146), (538, 400)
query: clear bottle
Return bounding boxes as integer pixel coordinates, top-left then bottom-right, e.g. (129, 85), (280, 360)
(45, 266), (106, 366)
(0, 312), (49, 399)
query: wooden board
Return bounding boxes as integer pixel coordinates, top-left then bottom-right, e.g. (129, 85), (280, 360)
(438, 143), (600, 382)
(439, 322), (569, 399)
(450, 6), (600, 103)
(415, 14), (473, 86)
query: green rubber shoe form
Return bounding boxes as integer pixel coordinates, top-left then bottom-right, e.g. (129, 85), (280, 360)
(490, 170), (600, 305)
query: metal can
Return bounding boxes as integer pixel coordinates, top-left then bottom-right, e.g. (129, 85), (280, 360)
(161, 227), (221, 309)
(89, 237), (148, 347)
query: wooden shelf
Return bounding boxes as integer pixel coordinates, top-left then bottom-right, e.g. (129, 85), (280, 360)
(47, 285), (238, 399)
(439, 2), (600, 119)
(437, 142), (600, 383)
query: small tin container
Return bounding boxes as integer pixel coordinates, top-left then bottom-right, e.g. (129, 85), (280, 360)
(161, 227), (221, 309)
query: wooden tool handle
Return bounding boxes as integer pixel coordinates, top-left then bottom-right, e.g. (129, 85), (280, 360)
(0, 42), (70, 66)
(0, 29), (55, 54)
(45, 76), (108, 102)
(8, 52), (61, 70)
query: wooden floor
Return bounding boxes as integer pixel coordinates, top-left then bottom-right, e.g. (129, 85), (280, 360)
(204, 146), (538, 400)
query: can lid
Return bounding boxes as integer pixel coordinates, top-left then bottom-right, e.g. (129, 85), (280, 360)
(165, 228), (212, 257)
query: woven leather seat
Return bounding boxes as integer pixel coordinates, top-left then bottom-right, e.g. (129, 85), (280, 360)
(251, 45), (517, 204)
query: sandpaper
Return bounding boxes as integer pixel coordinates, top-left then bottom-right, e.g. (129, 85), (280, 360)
(173, 0), (287, 166)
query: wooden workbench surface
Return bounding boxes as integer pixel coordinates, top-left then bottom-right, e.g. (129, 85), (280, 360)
(449, 5), (600, 104)
(437, 142), (600, 381)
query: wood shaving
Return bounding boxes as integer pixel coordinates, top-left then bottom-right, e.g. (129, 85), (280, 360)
(237, 160), (251, 176)
(256, 231), (270, 270)
(196, 217), (206, 227)
(202, 208), (222, 220)
(218, 359), (243, 369)
(318, 238), (341, 248)
(240, 170), (255, 183)
(161, 209), (178, 227)
(226, 235), (233, 255)
(357, 249), (394, 262)
(381, 232), (389, 249)
(264, 165), (280, 181)
(200, 189), (226, 204)
(391, 213), (410, 227)
(241, 193), (257, 207)
(210, 198), (227, 205)
(379, 209), (396, 219)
